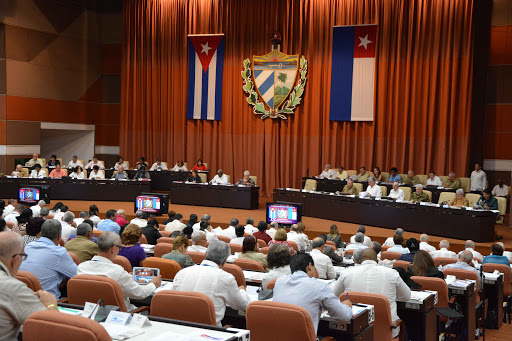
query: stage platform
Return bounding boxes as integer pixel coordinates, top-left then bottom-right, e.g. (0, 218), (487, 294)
(6, 197), (510, 256)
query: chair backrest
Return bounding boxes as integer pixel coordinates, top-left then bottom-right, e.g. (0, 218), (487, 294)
(142, 257), (181, 280)
(139, 234), (148, 244)
(78, 159), (85, 167)
(459, 177), (471, 192)
(287, 240), (299, 251)
(67, 274), (128, 311)
(433, 257), (457, 267)
(438, 192), (456, 204)
(346, 170), (357, 177)
(304, 179), (317, 191)
(160, 230), (173, 237)
(379, 185), (388, 197)
(23, 310), (111, 341)
(343, 292), (394, 341)
(226, 175), (231, 183)
(482, 263), (512, 297)
(353, 182), (364, 193)
(399, 173), (408, 182)
(92, 230), (103, 239)
(442, 268), (479, 292)
(83, 169), (88, 178)
(151, 291), (216, 325)
(325, 240), (336, 249)
(381, 245), (391, 252)
(496, 196), (507, 217)
(246, 301), (317, 341)
(440, 175), (449, 184)
(157, 237), (174, 244)
(15, 270), (43, 292)
(381, 251), (402, 261)
(393, 260), (412, 271)
(198, 173), (207, 183)
(228, 243), (243, 254)
(39, 158), (47, 166)
(154, 243), (174, 258)
(259, 247), (270, 255)
(68, 251), (80, 265)
(381, 172), (390, 182)
(257, 239), (267, 248)
(234, 258), (265, 271)
(465, 193), (481, 207)
(249, 175), (258, 186)
(113, 255), (132, 273)
(422, 190), (432, 201)
(41, 168), (49, 177)
(266, 278), (277, 289)
(223, 263), (246, 287)
(186, 251), (206, 264)
(417, 174), (428, 185)
(401, 186), (412, 201)
(411, 276), (450, 308)
(344, 248), (355, 255)
(217, 235), (231, 243)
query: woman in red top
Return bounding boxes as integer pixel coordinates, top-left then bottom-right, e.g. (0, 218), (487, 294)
(268, 228), (297, 255)
(191, 159), (208, 171)
(253, 221), (272, 245)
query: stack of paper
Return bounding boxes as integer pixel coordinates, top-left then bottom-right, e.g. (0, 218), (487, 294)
(100, 323), (145, 340)
(409, 291), (432, 302)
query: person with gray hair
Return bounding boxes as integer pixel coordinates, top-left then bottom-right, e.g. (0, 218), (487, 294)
(287, 224), (307, 251)
(60, 211), (76, 242)
(130, 210), (148, 228)
(365, 177), (382, 198)
(65, 223), (98, 263)
(171, 240), (251, 326)
(443, 250), (479, 274)
(237, 170), (256, 186)
(30, 200), (46, 218)
(268, 221), (279, 239)
(116, 209), (128, 226)
(74, 211), (89, 226)
(411, 184), (430, 203)
(371, 241), (382, 255)
(346, 232), (368, 250)
(444, 171), (462, 189)
(310, 237), (336, 279)
(193, 214), (211, 232)
(419, 233), (436, 251)
(187, 230), (207, 253)
(353, 249), (364, 265)
(244, 217), (258, 234)
(388, 181), (405, 201)
(19, 219), (77, 299)
(448, 188), (470, 207)
(78, 232), (161, 311)
(350, 225), (372, 247)
(430, 239), (457, 259)
(210, 169), (229, 185)
(0, 231), (59, 339)
(383, 228), (404, 247)
(39, 207), (50, 219)
(220, 218), (239, 240)
(457, 240), (483, 262)
(319, 164), (334, 179)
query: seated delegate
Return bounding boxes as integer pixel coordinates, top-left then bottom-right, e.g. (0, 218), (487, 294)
(237, 171), (255, 186)
(150, 158), (168, 171)
(172, 160), (187, 171)
(191, 159), (208, 171)
(186, 170), (201, 183)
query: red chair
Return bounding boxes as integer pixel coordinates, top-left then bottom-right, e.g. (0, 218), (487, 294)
(381, 251), (402, 261)
(151, 291), (216, 325)
(411, 276), (454, 323)
(139, 234), (148, 244)
(154, 243), (173, 258)
(223, 263), (246, 287)
(234, 258), (265, 271)
(382, 245), (392, 252)
(287, 240), (299, 252)
(259, 247), (270, 255)
(157, 237), (174, 244)
(325, 240), (337, 249)
(344, 249), (355, 256)
(15, 271), (42, 292)
(257, 239), (267, 248)
(217, 235), (231, 243)
(113, 255), (132, 273)
(392, 260), (412, 271)
(142, 257), (181, 280)
(92, 230), (103, 239)
(228, 243), (243, 254)
(266, 278), (277, 290)
(160, 230), (173, 237)
(186, 251), (206, 264)
(442, 268), (480, 303)
(433, 257), (457, 267)
(68, 252), (80, 265)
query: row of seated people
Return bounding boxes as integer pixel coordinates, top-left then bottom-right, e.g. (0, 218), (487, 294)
(315, 162), (510, 197)
(2, 215), (510, 340)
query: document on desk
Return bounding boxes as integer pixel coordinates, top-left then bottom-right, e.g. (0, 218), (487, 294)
(100, 323), (145, 340)
(242, 271), (266, 282)
(409, 291), (433, 302)
(150, 331), (234, 341)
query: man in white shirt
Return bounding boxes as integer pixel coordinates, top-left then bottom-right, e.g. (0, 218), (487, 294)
(287, 224), (307, 251)
(310, 238), (336, 279)
(78, 232), (161, 310)
(187, 230), (208, 253)
(60, 212), (77, 242)
(267, 221), (278, 240)
(318, 164), (335, 179)
(74, 211), (89, 226)
(430, 240), (457, 259)
(130, 211), (149, 228)
(419, 234), (436, 252)
(88, 165), (104, 179)
(470, 163), (487, 192)
(383, 228), (403, 247)
(3, 199), (16, 218)
(171, 241), (251, 326)
(457, 240), (483, 262)
(496, 242), (512, 263)
(229, 226), (245, 245)
(85, 156), (105, 170)
(4, 204), (22, 228)
(349, 225), (372, 247)
(387, 235), (409, 254)
(346, 233), (368, 250)
(193, 214), (211, 232)
(333, 249), (411, 338)
(244, 217), (258, 235)
(150, 159), (168, 171)
(67, 155), (83, 169)
(492, 179), (509, 198)
(388, 182), (405, 201)
(164, 213), (186, 233)
(219, 219), (238, 240)
(26, 153), (44, 167)
(30, 200), (46, 218)
(210, 169), (229, 185)
(30, 164), (45, 178)
(426, 171), (443, 187)
(364, 177), (382, 198)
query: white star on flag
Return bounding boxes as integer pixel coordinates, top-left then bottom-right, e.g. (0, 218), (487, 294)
(200, 42), (212, 55)
(358, 34), (372, 50)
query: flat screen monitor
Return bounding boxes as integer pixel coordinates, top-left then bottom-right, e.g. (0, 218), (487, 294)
(266, 202), (302, 226)
(18, 186), (50, 205)
(134, 192), (169, 215)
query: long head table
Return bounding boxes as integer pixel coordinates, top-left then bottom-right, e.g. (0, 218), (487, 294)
(104, 169), (209, 191)
(273, 188), (498, 242)
(0, 177), (150, 202)
(170, 182), (259, 209)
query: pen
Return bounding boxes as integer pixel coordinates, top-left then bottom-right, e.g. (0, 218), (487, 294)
(345, 293), (349, 300)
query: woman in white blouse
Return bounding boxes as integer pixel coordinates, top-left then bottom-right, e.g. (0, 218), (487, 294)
(172, 160), (188, 172)
(114, 156), (129, 170)
(70, 166), (85, 179)
(88, 165), (105, 179)
(30, 164), (46, 178)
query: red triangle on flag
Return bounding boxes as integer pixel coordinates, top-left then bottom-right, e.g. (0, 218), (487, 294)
(189, 35), (224, 73)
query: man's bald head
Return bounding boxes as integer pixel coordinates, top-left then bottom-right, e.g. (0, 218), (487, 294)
(0, 232), (24, 275)
(459, 250), (473, 264)
(360, 248), (377, 262)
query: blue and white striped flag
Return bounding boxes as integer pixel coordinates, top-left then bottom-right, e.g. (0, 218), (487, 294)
(186, 34), (224, 120)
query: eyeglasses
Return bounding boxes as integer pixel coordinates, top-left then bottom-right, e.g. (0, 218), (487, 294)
(12, 253), (27, 261)
(115, 245), (124, 250)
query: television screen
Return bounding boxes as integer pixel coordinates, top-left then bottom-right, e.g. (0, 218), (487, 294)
(134, 192), (169, 215)
(266, 202), (302, 226)
(18, 186), (50, 205)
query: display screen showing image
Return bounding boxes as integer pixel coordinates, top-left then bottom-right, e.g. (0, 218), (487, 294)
(135, 195), (161, 213)
(266, 203), (299, 225)
(18, 187), (40, 204)
(133, 268), (159, 285)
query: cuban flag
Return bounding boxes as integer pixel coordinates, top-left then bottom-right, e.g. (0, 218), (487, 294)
(187, 34), (224, 120)
(329, 25), (377, 121)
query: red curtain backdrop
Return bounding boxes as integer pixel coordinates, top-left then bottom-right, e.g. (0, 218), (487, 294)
(121, 0), (475, 196)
